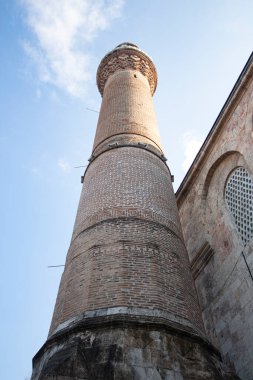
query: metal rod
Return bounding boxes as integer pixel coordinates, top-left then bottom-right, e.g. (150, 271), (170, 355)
(48, 265), (65, 268)
(86, 107), (99, 113)
(241, 251), (253, 282)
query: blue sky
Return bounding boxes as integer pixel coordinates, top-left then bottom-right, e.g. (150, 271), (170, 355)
(1, 1), (253, 379)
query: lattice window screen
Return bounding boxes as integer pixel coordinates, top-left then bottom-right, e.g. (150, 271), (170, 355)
(225, 167), (253, 245)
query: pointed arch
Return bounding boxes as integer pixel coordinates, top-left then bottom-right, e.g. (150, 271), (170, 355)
(202, 151), (243, 199)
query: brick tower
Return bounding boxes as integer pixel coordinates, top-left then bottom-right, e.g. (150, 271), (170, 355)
(32, 43), (238, 379)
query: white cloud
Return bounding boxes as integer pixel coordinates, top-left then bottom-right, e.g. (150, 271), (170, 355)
(22, 0), (124, 97)
(57, 158), (71, 173)
(182, 132), (203, 173)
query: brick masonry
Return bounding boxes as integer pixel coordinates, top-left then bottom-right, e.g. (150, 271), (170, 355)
(93, 69), (162, 151)
(50, 219), (203, 336)
(49, 46), (203, 338)
(31, 43), (240, 379)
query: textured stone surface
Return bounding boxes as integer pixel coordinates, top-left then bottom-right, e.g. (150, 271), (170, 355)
(177, 55), (253, 379)
(32, 324), (239, 380)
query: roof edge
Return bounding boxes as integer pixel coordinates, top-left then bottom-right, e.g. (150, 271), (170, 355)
(176, 51), (253, 206)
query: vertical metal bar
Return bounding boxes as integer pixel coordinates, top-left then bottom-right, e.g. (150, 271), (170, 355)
(241, 251), (253, 282)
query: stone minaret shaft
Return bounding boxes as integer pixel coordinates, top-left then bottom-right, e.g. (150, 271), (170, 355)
(31, 43), (234, 380)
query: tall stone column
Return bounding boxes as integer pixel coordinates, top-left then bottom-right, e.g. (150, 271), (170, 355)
(31, 43), (238, 380)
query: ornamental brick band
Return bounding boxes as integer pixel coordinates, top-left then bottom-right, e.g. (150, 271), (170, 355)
(72, 207), (183, 242)
(97, 43), (157, 96)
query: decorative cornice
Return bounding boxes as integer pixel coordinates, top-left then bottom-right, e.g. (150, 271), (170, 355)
(97, 43), (157, 96)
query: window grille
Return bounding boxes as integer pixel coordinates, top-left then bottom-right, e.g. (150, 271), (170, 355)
(225, 167), (253, 245)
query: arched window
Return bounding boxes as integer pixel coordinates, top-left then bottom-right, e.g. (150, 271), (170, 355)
(225, 167), (253, 246)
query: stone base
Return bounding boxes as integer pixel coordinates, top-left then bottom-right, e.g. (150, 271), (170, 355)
(32, 317), (239, 380)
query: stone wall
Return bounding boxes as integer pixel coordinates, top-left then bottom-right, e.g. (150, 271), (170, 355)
(177, 59), (253, 379)
(33, 322), (239, 380)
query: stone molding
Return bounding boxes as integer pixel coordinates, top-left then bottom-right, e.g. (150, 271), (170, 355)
(90, 141), (167, 164)
(191, 242), (214, 280)
(49, 307), (206, 341)
(92, 133), (163, 156)
(97, 45), (157, 96)
(83, 141), (169, 184)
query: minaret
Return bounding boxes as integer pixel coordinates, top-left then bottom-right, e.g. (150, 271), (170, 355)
(32, 43), (237, 380)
